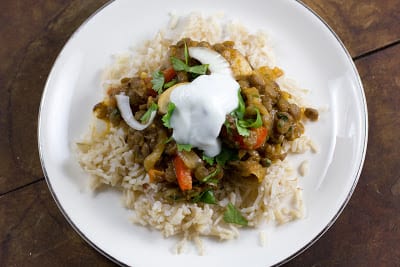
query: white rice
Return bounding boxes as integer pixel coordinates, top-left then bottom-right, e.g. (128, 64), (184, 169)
(76, 13), (317, 253)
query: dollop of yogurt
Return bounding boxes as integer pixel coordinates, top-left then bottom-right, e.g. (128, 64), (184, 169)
(170, 73), (239, 157)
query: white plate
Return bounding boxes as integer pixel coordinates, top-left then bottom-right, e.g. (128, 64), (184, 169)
(38, 0), (368, 266)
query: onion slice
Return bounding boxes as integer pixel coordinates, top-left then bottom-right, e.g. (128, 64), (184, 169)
(115, 94), (156, 131)
(188, 47), (232, 76)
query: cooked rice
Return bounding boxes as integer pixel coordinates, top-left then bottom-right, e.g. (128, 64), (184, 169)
(76, 13), (316, 252)
(298, 160), (309, 177)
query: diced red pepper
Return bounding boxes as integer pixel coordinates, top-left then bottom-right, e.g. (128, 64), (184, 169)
(162, 67), (176, 83)
(146, 67), (176, 96)
(173, 155), (192, 191)
(235, 127), (268, 150)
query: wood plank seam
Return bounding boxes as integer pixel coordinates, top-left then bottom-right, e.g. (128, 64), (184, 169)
(0, 178), (44, 197)
(353, 39), (400, 61)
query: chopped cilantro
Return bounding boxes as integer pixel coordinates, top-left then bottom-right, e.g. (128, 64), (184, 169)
(235, 120), (250, 136)
(170, 56), (208, 75)
(184, 41), (189, 65)
(216, 146), (238, 166)
(201, 167), (220, 183)
(188, 64), (209, 75)
(230, 90), (262, 137)
(151, 71), (164, 94)
(235, 90), (246, 120)
(202, 154), (215, 165)
(223, 203), (248, 226)
(224, 120), (233, 135)
(162, 102), (175, 128)
(140, 102), (158, 123)
(237, 108), (262, 129)
(177, 143), (192, 152)
(163, 78), (177, 89)
(192, 190), (217, 204)
(170, 57), (187, 72)
(230, 90), (249, 136)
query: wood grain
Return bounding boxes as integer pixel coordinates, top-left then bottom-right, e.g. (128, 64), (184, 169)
(303, 0), (400, 57)
(0, 0), (108, 194)
(0, 180), (113, 266)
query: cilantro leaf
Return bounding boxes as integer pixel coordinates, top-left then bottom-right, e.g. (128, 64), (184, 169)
(188, 64), (209, 75)
(170, 56), (209, 75)
(202, 154), (215, 165)
(224, 120), (233, 135)
(199, 190), (217, 204)
(192, 190), (217, 204)
(164, 78), (177, 89)
(230, 89), (250, 136)
(235, 120), (250, 136)
(223, 203), (248, 226)
(170, 57), (188, 72)
(162, 102), (175, 128)
(237, 108), (262, 129)
(231, 90), (262, 137)
(235, 90), (246, 119)
(177, 143), (192, 152)
(184, 41), (189, 65)
(140, 102), (158, 123)
(201, 167), (220, 183)
(216, 146), (238, 166)
(151, 71), (164, 94)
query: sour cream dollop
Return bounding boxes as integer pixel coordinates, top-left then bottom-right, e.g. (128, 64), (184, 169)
(170, 73), (239, 157)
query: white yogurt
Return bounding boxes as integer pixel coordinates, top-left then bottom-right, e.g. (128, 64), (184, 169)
(170, 74), (239, 157)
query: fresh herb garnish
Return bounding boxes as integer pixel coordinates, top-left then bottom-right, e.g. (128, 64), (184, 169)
(170, 57), (209, 75)
(223, 203), (248, 226)
(163, 78), (177, 89)
(192, 190), (217, 204)
(184, 41), (189, 65)
(151, 71), (164, 94)
(216, 146), (238, 166)
(162, 102), (176, 128)
(140, 102), (158, 123)
(202, 154), (215, 165)
(187, 64), (209, 75)
(202, 147), (238, 167)
(177, 143), (192, 152)
(235, 90), (246, 120)
(199, 190), (217, 204)
(224, 120), (232, 135)
(230, 90), (263, 137)
(231, 90), (250, 136)
(237, 108), (262, 129)
(201, 167), (220, 183)
(235, 120), (250, 136)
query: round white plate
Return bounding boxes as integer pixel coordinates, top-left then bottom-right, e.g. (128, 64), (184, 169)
(38, 0), (368, 266)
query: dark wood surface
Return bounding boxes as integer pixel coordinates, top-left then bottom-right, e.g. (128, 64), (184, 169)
(1, 0), (399, 266)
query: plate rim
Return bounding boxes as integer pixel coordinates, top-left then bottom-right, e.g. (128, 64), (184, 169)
(37, 0), (368, 266)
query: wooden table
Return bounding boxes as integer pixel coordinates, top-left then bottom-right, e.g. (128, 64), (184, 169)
(1, 1), (399, 266)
